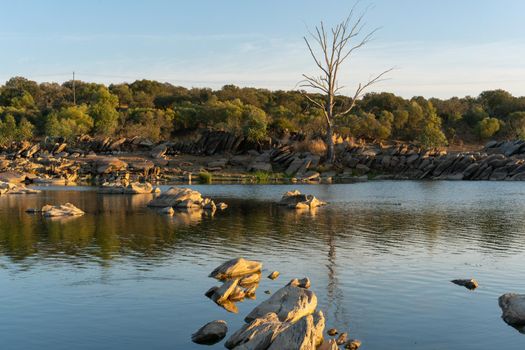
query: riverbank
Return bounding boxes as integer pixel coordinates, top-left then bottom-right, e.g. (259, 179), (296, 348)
(1, 136), (525, 187)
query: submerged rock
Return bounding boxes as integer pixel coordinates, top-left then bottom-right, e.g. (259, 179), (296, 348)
(191, 320), (228, 345)
(209, 258), (262, 280)
(245, 284), (318, 323)
(451, 278), (479, 290)
(499, 293), (525, 331)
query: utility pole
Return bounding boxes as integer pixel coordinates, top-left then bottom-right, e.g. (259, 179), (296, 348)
(72, 71), (76, 105)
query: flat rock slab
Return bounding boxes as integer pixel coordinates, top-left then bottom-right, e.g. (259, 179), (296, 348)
(147, 187), (203, 208)
(499, 293), (525, 331)
(245, 284), (317, 323)
(191, 320), (228, 345)
(209, 258), (262, 280)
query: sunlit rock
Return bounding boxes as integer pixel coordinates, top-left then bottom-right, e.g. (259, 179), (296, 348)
(451, 278), (479, 290)
(209, 258), (262, 280)
(245, 284), (317, 323)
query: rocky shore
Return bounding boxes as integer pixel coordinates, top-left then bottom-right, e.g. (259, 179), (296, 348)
(1, 134), (525, 186)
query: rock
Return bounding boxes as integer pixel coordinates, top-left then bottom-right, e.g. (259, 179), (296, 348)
(212, 279), (239, 304)
(327, 328), (338, 336)
(278, 190), (326, 210)
(285, 157), (307, 176)
(191, 320), (228, 345)
(99, 182), (157, 194)
(345, 339), (362, 350)
(267, 313), (321, 350)
(6, 184), (41, 194)
(208, 159), (228, 168)
(288, 277), (311, 289)
(150, 144), (168, 158)
(95, 157), (128, 174)
(250, 162), (273, 172)
(217, 202), (228, 210)
(239, 273), (261, 287)
(451, 279), (479, 290)
(318, 339), (339, 350)
(147, 187), (203, 208)
(28, 203), (85, 217)
(336, 332), (348, 345)
(205, 286), (219, 299)
(209, 258), (262, 280)
(245, 284), (318, 323)
(225, 313), (285, 350)
(499, 293), (525, 329)
(229, 286), (247, 302)
(159, 207), (174, 215)
(0, 171), (27, 183)
(268, 271), (280, 280)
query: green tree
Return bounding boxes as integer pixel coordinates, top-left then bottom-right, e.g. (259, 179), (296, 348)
(477, 117), (500, 139)
(241, 105), (268, 142)
(45, 105), (94, 139)
(505, 111), (525, 139)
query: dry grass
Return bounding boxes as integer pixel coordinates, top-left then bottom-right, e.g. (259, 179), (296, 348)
(294, 138), (327, 155)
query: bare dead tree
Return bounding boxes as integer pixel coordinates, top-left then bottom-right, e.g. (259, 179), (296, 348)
(300, 5), (393, 163)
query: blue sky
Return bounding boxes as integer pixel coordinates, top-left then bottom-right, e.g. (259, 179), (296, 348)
(1, 0), (524, 98)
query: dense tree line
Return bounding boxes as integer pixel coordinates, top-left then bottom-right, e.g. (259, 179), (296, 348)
(1, 76), (524, 148)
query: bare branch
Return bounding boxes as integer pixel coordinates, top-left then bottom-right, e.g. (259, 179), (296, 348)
(334, 67), (394, 118)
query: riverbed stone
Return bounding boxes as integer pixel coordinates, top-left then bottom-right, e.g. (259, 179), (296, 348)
(451, 279), (479, 290)
(191, 320), (228, 345)
(499, 293), (525, 330)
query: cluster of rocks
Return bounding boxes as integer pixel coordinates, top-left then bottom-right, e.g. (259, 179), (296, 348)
(147, 187), (227, 214)
(98, 181), (160, 194)
(341, 141), (525, 181)
(26, 203), (85, 217)
(0, 181), (40, 195)
(205, 258), (264, 314)
(193, 257), (361, 350)
(278, 190), (327, 210)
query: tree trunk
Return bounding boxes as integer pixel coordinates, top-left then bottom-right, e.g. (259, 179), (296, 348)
(326, 123), (335, 164)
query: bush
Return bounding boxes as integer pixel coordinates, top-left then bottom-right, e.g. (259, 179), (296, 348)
(477, 117), (500, 139)
(198, 171), (212, 184)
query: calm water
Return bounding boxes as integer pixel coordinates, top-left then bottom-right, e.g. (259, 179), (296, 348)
(1, 182), (525, 349)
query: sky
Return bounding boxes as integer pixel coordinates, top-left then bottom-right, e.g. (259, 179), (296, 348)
(1, 0), (524, 99)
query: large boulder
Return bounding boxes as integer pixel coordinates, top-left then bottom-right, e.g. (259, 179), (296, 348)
(209, 258), (262, 280)
(191, 320), (228, 345)
(245, 284), (318, 323)
(267, 311), (324, 350)
(95, 157), (128, 174)
(499, 293), (525, 330)
(147, 187), (203, 208)
(225, 313), (285, 349)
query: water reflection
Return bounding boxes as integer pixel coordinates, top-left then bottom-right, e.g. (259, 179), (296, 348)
(2, 183), (525, 349)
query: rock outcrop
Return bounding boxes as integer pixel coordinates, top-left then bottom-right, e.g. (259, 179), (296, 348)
(278, 190), (326, 210)
(26, 203), (85, 217)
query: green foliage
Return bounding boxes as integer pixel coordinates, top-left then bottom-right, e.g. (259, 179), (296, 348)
(198, 171), (212, 184)
(504, 111), (525, 139)
(45, 105), (94, 139)
(0, 115), (34, 145)
(2, 77), (525, 147)
(477, 117), (500, 139)
(241, 105), (268, 142)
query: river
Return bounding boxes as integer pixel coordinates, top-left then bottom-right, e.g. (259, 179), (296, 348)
(0, 181), (524, 349)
